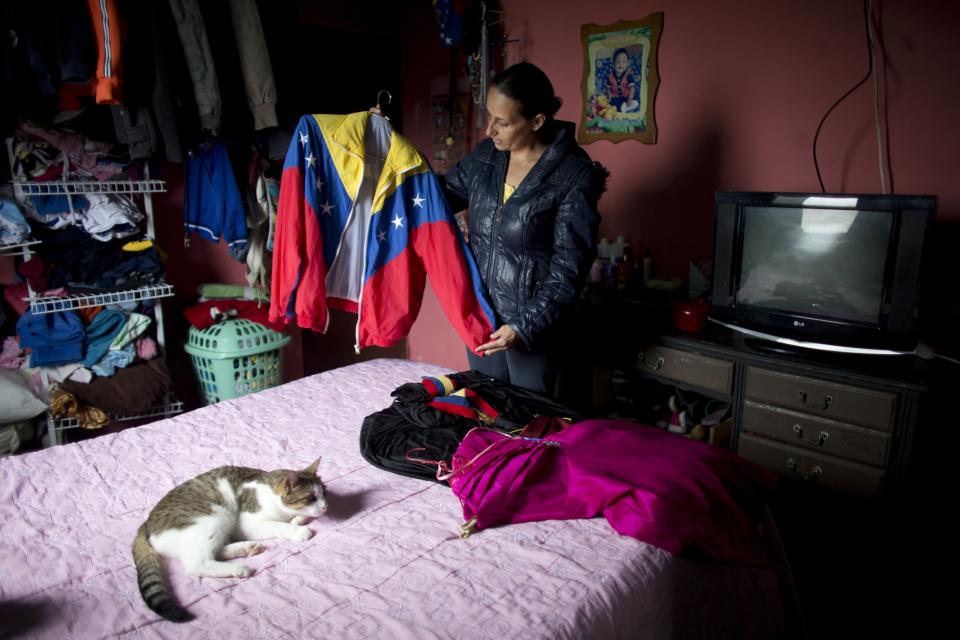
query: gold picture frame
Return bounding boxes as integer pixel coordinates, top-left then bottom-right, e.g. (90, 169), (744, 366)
(578, 13), (664, 144)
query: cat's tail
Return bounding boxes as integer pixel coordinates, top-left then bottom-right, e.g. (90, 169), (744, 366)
(133, 523), (194, 623)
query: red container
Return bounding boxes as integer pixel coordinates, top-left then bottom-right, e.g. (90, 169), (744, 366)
(673, 298), (709, 332)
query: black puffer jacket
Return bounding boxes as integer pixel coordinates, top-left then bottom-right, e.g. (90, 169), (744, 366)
(442, 120), (606, 348)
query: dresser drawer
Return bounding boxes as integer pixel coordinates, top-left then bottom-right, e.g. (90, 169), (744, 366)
(742, 400), (891, 467)
(745, 367), (896, 431)
(636, 345), (733, 394)
(738, 433), (885, 499)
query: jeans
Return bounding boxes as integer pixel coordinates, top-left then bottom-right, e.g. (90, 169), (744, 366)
(465, 345), (559, 396)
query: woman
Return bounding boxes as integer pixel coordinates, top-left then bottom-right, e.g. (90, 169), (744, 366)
(442, 62), (607, 395)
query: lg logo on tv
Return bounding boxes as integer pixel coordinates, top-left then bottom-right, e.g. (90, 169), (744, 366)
(793, 320), (805, 327)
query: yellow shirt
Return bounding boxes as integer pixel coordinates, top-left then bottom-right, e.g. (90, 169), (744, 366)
(503, 182), (516, 203)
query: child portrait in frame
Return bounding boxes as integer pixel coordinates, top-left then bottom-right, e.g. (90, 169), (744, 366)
(579, 13), (663, 144)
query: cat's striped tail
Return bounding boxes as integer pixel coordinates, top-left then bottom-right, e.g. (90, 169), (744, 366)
(133, 524), (194, 622)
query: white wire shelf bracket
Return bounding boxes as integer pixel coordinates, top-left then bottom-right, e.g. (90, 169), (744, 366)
(25, 283), (174, 314)
(11, 179), (167, 196)
(48, 399), (185, 434)
(0, 237), (41, 256)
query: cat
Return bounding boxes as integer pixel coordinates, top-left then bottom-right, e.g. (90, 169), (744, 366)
(132, 457), (326, 622)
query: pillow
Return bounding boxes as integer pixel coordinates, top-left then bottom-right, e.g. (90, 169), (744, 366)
(0, 368), (48, 423)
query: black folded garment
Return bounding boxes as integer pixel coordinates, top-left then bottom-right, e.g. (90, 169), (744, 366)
(359, 370), (585, 483)
(32, 225), (163, 290)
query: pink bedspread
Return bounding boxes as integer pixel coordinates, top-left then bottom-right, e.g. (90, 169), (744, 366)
(0, 359), (798, 639)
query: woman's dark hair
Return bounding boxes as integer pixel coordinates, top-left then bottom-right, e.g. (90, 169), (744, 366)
(490, 62), (562, 120)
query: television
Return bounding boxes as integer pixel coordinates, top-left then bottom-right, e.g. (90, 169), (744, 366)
(709, 191), (936, 355)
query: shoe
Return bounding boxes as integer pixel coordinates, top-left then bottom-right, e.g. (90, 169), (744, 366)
(668, 391), (688, 413)
(701, 400), (731, 427)
(679, 400), (705, 429)
(667, 411), (688, 434)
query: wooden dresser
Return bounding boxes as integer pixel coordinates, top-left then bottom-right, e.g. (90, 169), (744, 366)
(627, 324), (932, 500)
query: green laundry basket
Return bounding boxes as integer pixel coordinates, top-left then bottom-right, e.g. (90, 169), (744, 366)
(185, 319), (291, 404)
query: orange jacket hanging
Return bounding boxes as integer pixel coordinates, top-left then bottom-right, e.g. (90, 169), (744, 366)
(86, 0), (124, 104)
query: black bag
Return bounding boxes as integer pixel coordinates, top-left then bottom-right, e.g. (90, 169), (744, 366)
(359, 370), (584, 482)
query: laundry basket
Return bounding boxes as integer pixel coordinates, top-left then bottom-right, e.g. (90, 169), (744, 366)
(185, 319), (291, 404)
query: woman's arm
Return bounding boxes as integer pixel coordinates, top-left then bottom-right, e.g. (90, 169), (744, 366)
(438, 152), (473, 213)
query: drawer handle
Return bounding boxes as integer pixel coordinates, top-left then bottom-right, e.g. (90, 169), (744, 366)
(639, 354), (664, 371)
(791, 424), (830, 446)
(798, 391), (832, 411)
(786, 458), (823, 482)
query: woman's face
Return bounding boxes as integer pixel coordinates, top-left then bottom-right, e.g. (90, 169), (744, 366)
(485, 88), (539, 152)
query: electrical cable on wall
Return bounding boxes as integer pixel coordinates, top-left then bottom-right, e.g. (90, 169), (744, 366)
(812, 0), (888, 194)
(866, 3), (888, 194)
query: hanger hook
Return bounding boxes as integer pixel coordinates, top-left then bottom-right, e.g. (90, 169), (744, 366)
(376, 90), (392, 110)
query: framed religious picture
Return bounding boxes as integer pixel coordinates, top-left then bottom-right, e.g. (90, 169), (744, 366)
(578, 13), (664, 144)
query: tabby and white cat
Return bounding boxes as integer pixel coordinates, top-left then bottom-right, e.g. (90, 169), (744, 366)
(132, 458), (326, 622)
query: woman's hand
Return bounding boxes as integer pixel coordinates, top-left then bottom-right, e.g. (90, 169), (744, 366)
(474, 325), (518, 356)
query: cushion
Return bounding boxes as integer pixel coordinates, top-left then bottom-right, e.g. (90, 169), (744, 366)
(0, 369), (48, 423)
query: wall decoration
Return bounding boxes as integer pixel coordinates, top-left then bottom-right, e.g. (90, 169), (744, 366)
(579, 13), (663, 144)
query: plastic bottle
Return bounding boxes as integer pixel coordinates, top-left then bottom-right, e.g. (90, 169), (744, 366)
(609, 240), (623, 291)
(598, 238), (611, 261)
(585, 258), (604, 301)
(612, 236), (626, 261)
(617, 246), (633, 290)
(588, 258), (604, 284)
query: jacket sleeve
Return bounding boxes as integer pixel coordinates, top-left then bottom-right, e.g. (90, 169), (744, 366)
(408, 171), (496, 350)
(511, 167), (602, 348)
(227, 0), (278, 130)
(268, 121), (329, 331)
(438, 151), (473, 213)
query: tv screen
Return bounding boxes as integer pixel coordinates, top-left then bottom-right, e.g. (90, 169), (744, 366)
(736, 205), (893, 325)
(710, 191), (936, 354)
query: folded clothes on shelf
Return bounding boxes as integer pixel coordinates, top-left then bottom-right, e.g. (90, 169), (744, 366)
(59, 358), (172, 415)
(197, 283), (269, 301)
(0, 197), (31, 244)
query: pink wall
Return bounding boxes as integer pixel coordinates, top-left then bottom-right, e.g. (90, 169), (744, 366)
(403, 0), (960, 369)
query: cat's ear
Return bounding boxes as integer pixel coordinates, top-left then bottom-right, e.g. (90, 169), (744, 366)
(282, 470), (299, 493)
(304, 457), (322, 477)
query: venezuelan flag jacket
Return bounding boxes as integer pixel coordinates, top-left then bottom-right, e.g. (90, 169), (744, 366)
(269, 112), (495, 351)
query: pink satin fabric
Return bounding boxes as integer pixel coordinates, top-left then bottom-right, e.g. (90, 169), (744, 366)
(449, 419), (779, 567)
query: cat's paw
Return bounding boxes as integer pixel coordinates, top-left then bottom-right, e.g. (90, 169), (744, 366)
(235, 565), (253, 578)
(290, 515), (309, 525)
(220, 541), (265, 560)
(292, 526), (313, 541)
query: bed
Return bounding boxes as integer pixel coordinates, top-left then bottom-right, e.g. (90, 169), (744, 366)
(0, 358), (801, 639)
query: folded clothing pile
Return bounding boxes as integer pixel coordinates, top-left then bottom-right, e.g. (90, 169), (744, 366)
(59, 358), (172, 415)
